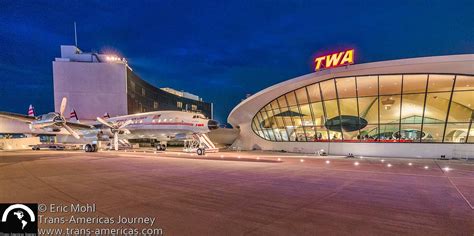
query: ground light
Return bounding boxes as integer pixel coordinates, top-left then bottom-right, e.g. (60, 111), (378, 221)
(408, 162), (413, 166)
(387, 164), (392, 167)
(325, 160), (330, 164)
(381, 159), (385, 163)
(443, 167), (451, 172)
(300, 159), (304, 163)
(354, 162), (359, 166)
(424, 166), (429, 169)
(277, 158), (281, 161)
(257, 157), (260, 160)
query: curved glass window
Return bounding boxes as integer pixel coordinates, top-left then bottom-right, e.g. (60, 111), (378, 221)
(252, 73), (474, 143)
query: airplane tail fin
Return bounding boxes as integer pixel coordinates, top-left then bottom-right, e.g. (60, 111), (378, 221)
(27, 104), (35, 117)
(70, 108), (80, 122)
(103, 112), (110, 119)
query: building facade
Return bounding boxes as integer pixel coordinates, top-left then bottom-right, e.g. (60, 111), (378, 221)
(228, 54), (474, 158)
(53, 45), (212, 121)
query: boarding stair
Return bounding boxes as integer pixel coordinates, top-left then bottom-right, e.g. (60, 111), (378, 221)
(183, 133), (219, 154)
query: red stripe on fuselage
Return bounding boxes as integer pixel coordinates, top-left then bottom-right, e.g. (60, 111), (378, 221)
(129, 122), (196, 126)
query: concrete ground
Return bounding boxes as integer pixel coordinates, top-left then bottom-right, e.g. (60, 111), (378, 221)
(0, 149), (473, 235)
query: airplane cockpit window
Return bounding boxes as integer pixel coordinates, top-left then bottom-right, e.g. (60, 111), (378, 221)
(192, 114), (205, 119)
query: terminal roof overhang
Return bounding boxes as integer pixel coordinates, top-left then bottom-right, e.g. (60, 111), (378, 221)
(227, 54), (474, 126)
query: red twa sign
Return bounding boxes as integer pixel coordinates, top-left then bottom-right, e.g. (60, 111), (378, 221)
(314, 49), (354, 71)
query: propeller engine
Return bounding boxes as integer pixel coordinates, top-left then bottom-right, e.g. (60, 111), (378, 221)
(55, 97), (81, 139)
(96, 117), (133, 151)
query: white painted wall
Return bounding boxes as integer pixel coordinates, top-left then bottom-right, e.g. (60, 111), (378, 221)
(0, 137), (40, 150)
(53, 61), (128, 120)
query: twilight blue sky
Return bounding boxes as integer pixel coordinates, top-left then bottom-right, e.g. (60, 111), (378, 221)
(0, 0), (473, 123)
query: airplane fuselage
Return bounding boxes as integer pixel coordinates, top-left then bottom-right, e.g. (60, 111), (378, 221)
(100, 111), (215, 140)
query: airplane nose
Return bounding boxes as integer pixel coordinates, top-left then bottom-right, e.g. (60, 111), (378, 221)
(207, 120), (219, 130)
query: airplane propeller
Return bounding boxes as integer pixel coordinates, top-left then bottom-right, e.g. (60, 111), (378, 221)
(57, 97), (80, 139)
(96, 117), (132, 151)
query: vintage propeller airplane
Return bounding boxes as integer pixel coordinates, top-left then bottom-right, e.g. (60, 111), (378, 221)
(0, 97), (219, 154)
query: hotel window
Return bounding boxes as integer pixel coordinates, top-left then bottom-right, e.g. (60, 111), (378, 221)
(444, 123), (470, 143)
(423, 92), (451, 123)
(447, 90), (474, 122)
(401, 94), (425, 124)
(141, 88), (146, 96)
(177, 101), (183, 108)
(295, 87), (309, 104)
(251, 73), (473, 144)
(153, 101), (159, 109)
(286, 92), (298, 107)
(320, 80), (337, 100)
(379, 95), (401, 124)
(428, 74), (454, 92)
(277, 95), (288, 108)
(454, 75), (474, 91)
(379, 75), (402, 95)
(191, 105), (197, 111)
(358, 96), (379, 124)
(403, 74), (427, 94)
(421, 124), (445, 143)
(336, 77), (356, 98)
(306, 83), (322, 102)
(356, 76), (378, 97)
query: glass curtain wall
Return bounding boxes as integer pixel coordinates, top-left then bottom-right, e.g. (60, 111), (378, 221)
(252, 74), (474, 143)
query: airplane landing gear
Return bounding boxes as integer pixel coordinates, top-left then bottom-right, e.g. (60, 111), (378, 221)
(85, 144), (98, 152)
(156, 144), (167, 151)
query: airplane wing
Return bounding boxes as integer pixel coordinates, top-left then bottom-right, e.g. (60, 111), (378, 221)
(0, 111), (36, 123)
(66, 121), (94, 130)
